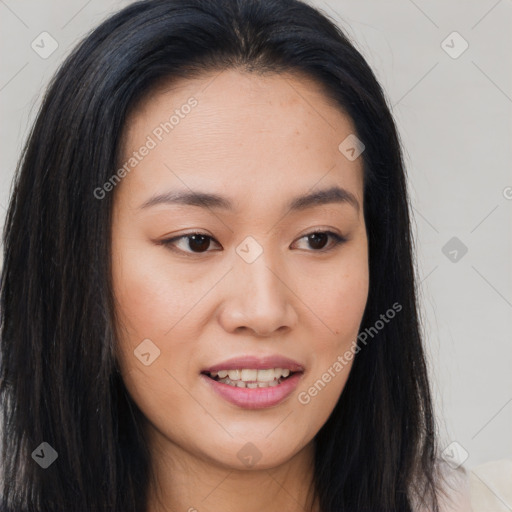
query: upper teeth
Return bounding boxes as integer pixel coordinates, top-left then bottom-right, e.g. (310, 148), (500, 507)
(209, 368), (291, 382)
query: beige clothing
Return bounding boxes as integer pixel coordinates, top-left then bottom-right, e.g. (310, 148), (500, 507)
(433, 459), (512, 512)
(469, 460), (512, 512)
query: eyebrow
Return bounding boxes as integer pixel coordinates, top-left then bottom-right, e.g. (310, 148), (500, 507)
(139, 185), (360, 214)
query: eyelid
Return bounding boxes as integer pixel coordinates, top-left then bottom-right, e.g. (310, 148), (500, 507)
(159, 228), (347, 256)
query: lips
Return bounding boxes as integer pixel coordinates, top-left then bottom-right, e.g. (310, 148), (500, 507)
(200, 355), (304, 409)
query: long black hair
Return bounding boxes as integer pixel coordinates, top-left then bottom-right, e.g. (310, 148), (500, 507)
(1, 0), (444, 510)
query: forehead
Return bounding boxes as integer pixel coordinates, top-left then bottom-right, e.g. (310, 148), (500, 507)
(116, 69), (364, 212)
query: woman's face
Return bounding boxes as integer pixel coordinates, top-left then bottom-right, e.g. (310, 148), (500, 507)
(111, 69), (369, 472)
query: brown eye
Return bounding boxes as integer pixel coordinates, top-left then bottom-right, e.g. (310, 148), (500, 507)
(161, 233), (220, 254)
(294, 231), (347, 252)
(307, 232), (329, 250)
(185, 234), (212, 253)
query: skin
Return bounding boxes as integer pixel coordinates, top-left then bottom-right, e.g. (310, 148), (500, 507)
(111, 68), (369, 512)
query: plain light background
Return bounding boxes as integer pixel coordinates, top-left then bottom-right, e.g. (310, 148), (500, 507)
(0, 0), (510, 472)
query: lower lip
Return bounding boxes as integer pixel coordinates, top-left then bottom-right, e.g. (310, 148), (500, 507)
(200, 372), (302, 410)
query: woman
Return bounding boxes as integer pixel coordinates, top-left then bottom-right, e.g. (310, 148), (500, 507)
(0, 0), (471, 510)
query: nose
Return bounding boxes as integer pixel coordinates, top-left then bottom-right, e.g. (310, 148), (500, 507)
(218, 249), (298, 337)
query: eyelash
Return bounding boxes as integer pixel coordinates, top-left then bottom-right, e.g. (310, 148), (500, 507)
(159, 230), (347, 256)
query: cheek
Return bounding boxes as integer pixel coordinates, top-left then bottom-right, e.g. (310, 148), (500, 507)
(111, 236), (203, 406)
(318, 271), (368, 328)
(295, 243), (368, 424)
(118, 360), (205, 456)
(301, 244), (369, 350)
(297, 362), (353, 439)
(112, 251), (202, 442)
(111, 236), (197, 340)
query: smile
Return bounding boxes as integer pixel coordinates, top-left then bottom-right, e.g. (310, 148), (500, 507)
(205, 368), (292, 388)
(201, 369), (303, 409)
